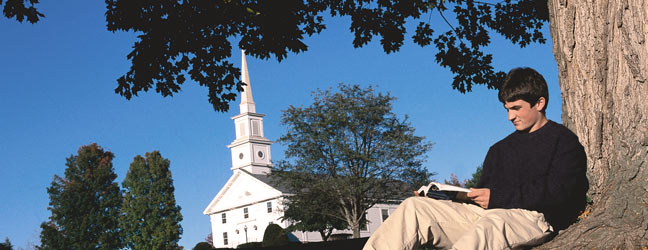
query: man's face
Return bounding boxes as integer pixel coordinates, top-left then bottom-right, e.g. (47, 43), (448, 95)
(504, 98), (546, 132)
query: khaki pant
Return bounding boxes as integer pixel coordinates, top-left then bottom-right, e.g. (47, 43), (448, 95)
(363, 197), (553, 250)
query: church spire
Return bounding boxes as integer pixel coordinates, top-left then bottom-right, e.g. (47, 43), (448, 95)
(240, 50), (256, 114)
(227, 50), (272, 175)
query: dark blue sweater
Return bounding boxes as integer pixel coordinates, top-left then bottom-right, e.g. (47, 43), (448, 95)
(477, 120), (588, 230)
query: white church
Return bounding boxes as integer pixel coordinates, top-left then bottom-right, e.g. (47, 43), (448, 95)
(203, 51), (403, 248)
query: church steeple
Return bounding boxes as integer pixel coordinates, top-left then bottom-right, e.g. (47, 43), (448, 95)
(239, 50), (255, 114)
(227, 50), (272, 175)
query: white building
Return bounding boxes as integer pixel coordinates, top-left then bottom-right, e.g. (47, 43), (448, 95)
(203, 51), (403, 248)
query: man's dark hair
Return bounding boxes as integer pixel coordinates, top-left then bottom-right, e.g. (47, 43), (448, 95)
(498, 67), (549, 113)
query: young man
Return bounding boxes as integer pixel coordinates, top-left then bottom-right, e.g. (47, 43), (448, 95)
(363, 67), (588, 250)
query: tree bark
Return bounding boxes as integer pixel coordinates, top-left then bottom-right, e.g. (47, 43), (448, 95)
(541, 0), (648, 248)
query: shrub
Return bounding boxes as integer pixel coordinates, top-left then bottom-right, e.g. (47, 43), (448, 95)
(236, 242), (262, 248)
(193, 242), (215, 250)
(262, 224), (290, 247)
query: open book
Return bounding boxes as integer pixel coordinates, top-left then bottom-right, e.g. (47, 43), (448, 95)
(417, 182), (472, 202)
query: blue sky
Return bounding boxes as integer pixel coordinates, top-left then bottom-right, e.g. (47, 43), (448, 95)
(0, 1), (560, 249)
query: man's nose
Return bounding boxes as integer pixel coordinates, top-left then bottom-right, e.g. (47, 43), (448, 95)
(508, 111), (515, 121)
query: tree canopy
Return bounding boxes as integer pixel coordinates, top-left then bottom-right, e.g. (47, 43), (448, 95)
(38, 143), (122, 250)
(120, 151), (183, 250)
(272, 83), (434, 237)
(1, 0), (44, 23)
(105, 0), (548, 112)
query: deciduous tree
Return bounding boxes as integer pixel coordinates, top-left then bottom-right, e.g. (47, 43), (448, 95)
(272, 84), (434, 238)
(120, 151), (183, 250)
(104, 0), (545, 112)
(1, 0), (43, 23)
(537, 1), (648, 248)
(204, 233), (213, 246)
(38, 143), (122, 250)
(443, 173), (462, 186)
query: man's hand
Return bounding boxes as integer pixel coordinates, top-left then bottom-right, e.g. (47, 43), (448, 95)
(467, 188), (490, 209)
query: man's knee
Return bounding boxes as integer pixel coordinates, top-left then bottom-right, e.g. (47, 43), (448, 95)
(399, 197), (453, 216)
(402, 196), (444, 205)
(401, 196), (422, 206)
(401, 197), (437, 210)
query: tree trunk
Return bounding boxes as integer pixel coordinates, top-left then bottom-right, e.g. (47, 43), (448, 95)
(541, 0), (648, 248)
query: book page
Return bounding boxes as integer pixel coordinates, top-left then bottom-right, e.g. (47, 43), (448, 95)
(429, 182), (470, 193)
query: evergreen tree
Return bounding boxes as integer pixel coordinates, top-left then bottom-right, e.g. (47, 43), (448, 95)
(120, 151), (183, 250)
(0, 237), (13, 250)
(38, 143), (122, 250)
(463, 165), (482, 189)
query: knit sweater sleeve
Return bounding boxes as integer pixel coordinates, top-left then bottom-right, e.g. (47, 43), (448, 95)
(488, 132), (587, 212)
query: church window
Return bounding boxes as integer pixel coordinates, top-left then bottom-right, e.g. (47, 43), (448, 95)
(239, 122), (245, 137)
(239, 153), (244, 159)
(267, 202), (272, 213)
(223, 232), (228, 245)
(222, 213), (227, 224)
(244, 207), (249, 219)
(381, 209), (389, 222)
(252, 120), (260, 136)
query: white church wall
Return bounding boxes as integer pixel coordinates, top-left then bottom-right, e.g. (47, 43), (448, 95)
(364, 203), (399, 234)
(210, 197), (402, 248)
(230, 144), (251, 169)
(251, 144), (271, 164)
(210, 197), (285, 248)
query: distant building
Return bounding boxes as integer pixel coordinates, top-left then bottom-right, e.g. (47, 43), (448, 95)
(203, 51), (403, 248)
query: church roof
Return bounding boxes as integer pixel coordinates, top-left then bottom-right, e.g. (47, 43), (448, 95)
(203, 169), (286, 215)
(247, 172), (292, 194)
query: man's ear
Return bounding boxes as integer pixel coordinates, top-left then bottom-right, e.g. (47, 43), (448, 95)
(534, 97), (546, 111)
